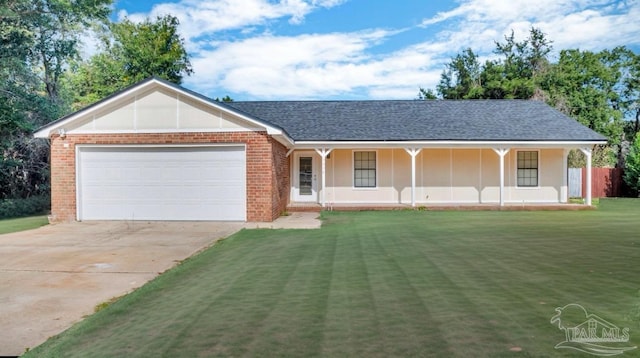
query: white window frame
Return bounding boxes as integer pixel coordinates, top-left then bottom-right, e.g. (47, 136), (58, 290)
(352, 150), (378, 189)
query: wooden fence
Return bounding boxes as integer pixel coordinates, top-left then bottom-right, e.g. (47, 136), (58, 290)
(568, 167), (624, 198)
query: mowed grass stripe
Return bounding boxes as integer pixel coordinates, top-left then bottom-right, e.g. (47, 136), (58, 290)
(25, 199), (640, 357)
(321, 222), (384, 357)
(162, 229), (331, 357)
(238, 229), (337, 357)
(374, 213), (514, 355)
(425, 230), (551, 354)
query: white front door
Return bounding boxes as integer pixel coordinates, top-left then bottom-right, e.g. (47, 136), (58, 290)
(294, 152), (317, 202)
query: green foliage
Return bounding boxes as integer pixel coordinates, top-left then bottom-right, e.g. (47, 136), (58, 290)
(29, 0), (113, 102)
(623, 134), (640, 196)
(567, 146), (616, 168)
(433, 28), (552, 100)
(112, 15), (192, 83)
(69, 15), (192, 109)
(423, 28), (637, 167)
(437, 48), (483, 99)
(0, 195), (50, 219)
(214, 95), (234, 102)
(541, 48), (625, 145)
(416, 87), (437, 100)
(619, 49), (640, 139)
(1, 0), (112, 201)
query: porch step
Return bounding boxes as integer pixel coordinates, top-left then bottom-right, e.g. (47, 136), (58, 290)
(287, 204), (322, 212)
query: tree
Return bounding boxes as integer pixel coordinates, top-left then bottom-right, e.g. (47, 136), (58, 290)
(30, 0), (113, 103)
(624, 134), (640, 196)
(542, 49), (625, 144)
(416, 88), (437, 100)
(215, 95), (234, 102)
(488, 28), (552, 99)
(110, 15), (192, 83)
(436, 48), (483, 99)
(431, 28), (553, 100)
(69, 15), (193, 108)
(619, 49), (640, 138)
(0, 0), (111, 200)
(421, 29), (637, 167)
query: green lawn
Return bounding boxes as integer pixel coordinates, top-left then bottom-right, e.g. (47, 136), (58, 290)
(0, 215), (48, 235)
(26, 199), (640, 357)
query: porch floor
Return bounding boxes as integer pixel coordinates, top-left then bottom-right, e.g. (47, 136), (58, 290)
(287, 202), (595, 212)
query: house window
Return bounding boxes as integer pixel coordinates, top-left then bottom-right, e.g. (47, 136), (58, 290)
(517, 151), (538, 187)
(354, 151), (376, 188)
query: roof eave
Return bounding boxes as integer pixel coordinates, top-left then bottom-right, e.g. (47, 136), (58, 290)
(292, 139), (608, 149)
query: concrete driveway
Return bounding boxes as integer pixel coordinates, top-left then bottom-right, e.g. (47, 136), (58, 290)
(0, 221), (244, 356)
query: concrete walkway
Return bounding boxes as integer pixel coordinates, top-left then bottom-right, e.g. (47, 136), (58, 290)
(247, 212), (322, 229)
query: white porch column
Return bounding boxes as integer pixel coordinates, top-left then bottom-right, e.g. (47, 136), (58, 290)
(561, 149), (569, 203)
(579, 147), (593, 206)
(492, 148), (510, 207)
(315, 148), (333, 207)
(404, 148), (422, 207)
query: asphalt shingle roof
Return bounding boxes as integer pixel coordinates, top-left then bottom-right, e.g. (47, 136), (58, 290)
(226, 100), (607, 142)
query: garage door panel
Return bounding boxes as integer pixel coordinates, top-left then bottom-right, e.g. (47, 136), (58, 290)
(78, 146), (246, 221)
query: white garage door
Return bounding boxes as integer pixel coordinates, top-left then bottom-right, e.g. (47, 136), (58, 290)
(77, 146), (246, 221)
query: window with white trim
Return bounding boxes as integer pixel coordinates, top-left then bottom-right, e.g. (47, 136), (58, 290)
(517, 151), (538, 187)
(354, 151), (376, 188)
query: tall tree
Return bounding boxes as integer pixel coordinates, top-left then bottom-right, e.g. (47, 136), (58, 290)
(436, 48), (483, 99)
(69, 15), (193, 109)
(541, 49), (625, 145)
(0, 0), (111, 200)
(433, 28), (553, 100)
(619, 49), (640, 137)
(30, 0), (112, 104)
(490, 28), (552, 99)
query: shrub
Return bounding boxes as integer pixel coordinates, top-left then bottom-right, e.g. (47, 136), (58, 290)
(624, 134), (640, 197)
(0, 195), (50, 219)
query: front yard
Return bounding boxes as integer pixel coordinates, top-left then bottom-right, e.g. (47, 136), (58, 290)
(26, 199), (640, 357)
(0, 215), (48, 235)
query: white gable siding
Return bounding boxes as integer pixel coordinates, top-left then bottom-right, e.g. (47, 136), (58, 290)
(66, 88), (259, 134)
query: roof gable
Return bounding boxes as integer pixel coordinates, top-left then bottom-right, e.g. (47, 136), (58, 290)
(33, 78), (290, 141)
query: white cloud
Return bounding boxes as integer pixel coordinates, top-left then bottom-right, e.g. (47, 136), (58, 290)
(185, 30), (438, 99)
(114, 0), (640, 99)
(420, 0), (640, 54)
(118, 0), (343, 52)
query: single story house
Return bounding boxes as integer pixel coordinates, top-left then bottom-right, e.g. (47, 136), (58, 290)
(34, 77), (607, 222)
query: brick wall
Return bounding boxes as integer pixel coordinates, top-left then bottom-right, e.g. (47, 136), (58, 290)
(270, 138), (291, 220)
(49, 131), (290, 223)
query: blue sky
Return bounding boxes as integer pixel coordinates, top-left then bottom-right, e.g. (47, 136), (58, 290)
(109, 0), (640, 100)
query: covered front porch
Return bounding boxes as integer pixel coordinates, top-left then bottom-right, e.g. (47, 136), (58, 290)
(287, 144), (596, 209)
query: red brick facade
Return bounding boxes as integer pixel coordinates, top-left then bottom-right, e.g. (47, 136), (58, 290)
(49, 131), (290, 222)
